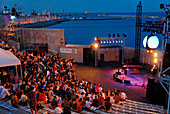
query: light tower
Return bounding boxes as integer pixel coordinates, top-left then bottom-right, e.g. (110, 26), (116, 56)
(134, 1), (142, 63)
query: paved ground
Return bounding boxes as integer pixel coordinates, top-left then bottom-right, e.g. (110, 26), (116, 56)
(73, 62), (154, 103)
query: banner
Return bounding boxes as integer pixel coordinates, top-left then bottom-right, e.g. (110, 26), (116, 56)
(60, 48), (77, 54)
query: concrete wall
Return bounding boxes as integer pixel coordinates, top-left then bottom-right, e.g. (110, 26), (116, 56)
(19, 28), (65, 51)
(59, 45), (89, 63)
(97, 47), (120, 62)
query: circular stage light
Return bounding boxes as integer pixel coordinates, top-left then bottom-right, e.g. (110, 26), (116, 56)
(147, 36), (159, 49)
(143, 35), (159, 49)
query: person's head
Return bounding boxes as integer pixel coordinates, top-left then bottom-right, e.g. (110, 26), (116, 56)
(58, 103), (61, 108)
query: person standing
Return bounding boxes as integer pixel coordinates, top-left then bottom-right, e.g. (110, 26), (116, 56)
(28, 87), (37, 114)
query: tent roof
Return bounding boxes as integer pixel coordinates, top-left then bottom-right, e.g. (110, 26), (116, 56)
(0, 48), (21, 67)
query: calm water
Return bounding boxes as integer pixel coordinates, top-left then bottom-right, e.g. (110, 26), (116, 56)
(43, 12), (166, 49)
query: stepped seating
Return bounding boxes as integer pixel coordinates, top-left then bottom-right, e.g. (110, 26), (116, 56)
(124, 100), (164, 112)
(111, 99), (164, 114)
(0, 101), (16, 111)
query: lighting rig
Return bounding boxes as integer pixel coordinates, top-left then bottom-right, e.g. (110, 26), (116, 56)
(91, 34), (126, 66)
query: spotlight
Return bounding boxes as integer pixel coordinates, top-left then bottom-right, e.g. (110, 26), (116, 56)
(121, 40), (123, 43)
(113, 41), (115, 43)
(107, 40), (109, 43)
(94, 43), (98, 48)
(154, 52), (158, 57)
(116, 40), (118, 43)
(101, 40), (103, 43)
(109, 40), (112, 43)
(123, 34), (127, 37)
(154, 58), (158, 63)
(108, 34), (111, 37)
(113, 34), (115, 37)
(103, 41), (106, 43)
(94, 37), (98, 41)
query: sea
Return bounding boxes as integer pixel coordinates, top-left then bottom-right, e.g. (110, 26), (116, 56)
(43, 12), (168, 49)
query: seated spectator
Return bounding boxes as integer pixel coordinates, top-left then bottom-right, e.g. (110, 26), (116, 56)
(11, 91), (21, 108)
(114, 92), (121, 104)
(121, 91), (127, 101)
(72, 99), (77, 110)
(0, 85), (10, 100)
(39, 90), (47, 103)
(51, 96), (58, 108)
(20, 90), (28, 106)
(98, 93), (104, 105)
(85, 97), (91, 109)
(77, 98), (83, 112)
(62, 98), (69, 109)
(104, 97), (112, 111)
(92, 96), (99, 107)
(54, 103), (63, 114)
(48, 87), (54, 102)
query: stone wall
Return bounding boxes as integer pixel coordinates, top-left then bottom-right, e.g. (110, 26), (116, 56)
(19, 28), (65, 51)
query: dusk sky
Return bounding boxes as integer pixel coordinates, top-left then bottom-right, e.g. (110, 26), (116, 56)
(1, 0), (170, 13)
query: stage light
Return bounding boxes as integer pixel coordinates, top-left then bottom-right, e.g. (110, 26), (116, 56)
(94, 37), (98, 41)
(121, 40), (123, 43)
(143, 34), (159, 53)
(3, 6), (7, 8)
(109, 40), (112, 43)
(119, 40), (121, 43)
(154, 52), (158, 57)
(154, 58), (158, 63)
(123, 34), (127, 37)
(94, 43), (98, 48)
(101, 40), (103, 43)
(107, 40), (109, 43)
(103, 41), (106, 43)
(116, 40), (118, 43)
(108, 34), (111, 37)
(113, 41), (115, 43)
(147, 50), (149, 53)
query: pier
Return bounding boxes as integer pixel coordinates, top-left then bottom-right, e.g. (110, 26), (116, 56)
(14, 18), (70, 28)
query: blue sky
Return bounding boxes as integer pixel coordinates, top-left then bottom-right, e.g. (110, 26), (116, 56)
(1, 0), (170, 13)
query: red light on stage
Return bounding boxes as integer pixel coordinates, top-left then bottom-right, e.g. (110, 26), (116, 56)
(159, 32), (162, 34)
(168, 33), (170, 36)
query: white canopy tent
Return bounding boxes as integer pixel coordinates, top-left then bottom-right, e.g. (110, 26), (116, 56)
(0, 48), (22, 80)
(0, 48), (21, 67)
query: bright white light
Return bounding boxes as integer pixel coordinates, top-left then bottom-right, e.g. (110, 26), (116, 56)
(148, 36), (159, 49)
(94, 43), (98, 48)
(143, 35), (159, 49)
(143, 36), (148, 48)
(10, 16), (16, 20)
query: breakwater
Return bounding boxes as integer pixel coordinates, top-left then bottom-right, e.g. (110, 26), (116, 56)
(14, 18), (70, 28)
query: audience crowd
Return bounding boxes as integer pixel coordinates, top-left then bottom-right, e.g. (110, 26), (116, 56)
(0, 38), (127, 114)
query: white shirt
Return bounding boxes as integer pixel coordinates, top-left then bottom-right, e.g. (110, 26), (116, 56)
(121, 92), (127, 100)
(110, 96), (115, 103)
(85, 100), (91, 108)
(21, 94), (28, 102)
(79, 89), (86, 94)
(0, 88), (10, 99)
(54, 107), (63, 114)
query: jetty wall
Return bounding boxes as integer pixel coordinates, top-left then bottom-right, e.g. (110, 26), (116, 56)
(16, 18), (69, 28)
